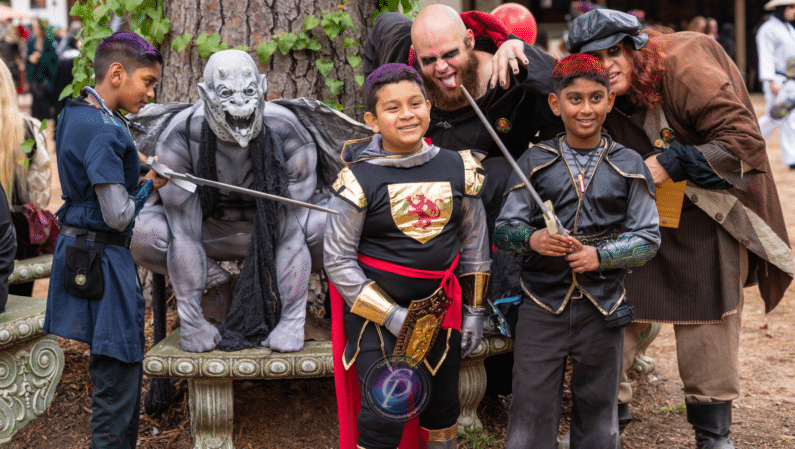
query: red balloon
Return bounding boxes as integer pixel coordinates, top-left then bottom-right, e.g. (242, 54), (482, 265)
(491, 3), (537, 45)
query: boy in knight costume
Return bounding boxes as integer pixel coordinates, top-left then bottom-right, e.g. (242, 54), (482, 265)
(493, 54), (660, 449)
(324, 63), (490, 449)
(44, 32), (168, 448)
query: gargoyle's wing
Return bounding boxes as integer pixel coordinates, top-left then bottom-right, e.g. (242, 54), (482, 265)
(127, 102), (194, 156)
(271, 98), (372, 191)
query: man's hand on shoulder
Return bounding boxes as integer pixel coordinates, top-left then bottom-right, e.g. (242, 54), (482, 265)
(489, 39), (529, 90)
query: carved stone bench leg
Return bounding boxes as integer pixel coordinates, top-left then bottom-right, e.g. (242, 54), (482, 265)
(189, 378), (234, 449)
(631, 323), (662, 378)
(0, 336), (64, 444)
(457, 354), (487, 431)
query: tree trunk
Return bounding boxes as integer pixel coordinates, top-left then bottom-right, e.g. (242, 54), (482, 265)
(158, 0), (376, 121)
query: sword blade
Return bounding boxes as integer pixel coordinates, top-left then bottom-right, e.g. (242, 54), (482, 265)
(146, 157), (338, 214)
(459, 85), (565, 235)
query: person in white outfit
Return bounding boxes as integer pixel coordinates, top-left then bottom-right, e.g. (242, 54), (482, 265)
(757, 0), (795, 168)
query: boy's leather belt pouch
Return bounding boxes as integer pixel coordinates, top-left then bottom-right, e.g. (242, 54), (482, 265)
(61, 225), (130, 300)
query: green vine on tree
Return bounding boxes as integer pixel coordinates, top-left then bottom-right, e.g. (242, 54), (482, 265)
(64, 0), (419, 111)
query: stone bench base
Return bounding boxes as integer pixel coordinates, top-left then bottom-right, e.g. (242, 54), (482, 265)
(144, 329), (513, 449)
(0, 295), (64, 444)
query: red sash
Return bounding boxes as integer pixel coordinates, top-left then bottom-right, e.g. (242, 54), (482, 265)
(331, 254), (462, 449)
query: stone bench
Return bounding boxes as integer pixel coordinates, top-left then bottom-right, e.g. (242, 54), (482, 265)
(0, 295), (64, 444)
(9, 254), (53, 286)
(143, 328), (513, 449)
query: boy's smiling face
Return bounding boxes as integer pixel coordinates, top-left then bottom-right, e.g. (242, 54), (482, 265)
(548, 77), (615, 149)
(116, 63), (160, 114)
(364, 79), (431, 154)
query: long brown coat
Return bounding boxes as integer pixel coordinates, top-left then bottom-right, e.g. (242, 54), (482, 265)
(604, 31), (792, 319)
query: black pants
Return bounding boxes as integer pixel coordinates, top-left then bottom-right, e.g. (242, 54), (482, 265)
(88, 354), (142, 449)
(506, 298), (623, 449)
(347, 316), (461, 449)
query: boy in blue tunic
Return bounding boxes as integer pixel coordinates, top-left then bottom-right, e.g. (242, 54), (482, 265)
(44, 31), (167, 448)
(494, 54), (661, 448)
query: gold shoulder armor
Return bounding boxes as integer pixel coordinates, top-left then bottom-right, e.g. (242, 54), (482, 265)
(458, 150), (486, 197)
(332, 167), (367, 209)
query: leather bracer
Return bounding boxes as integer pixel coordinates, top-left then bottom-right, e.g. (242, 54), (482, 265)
(597, 235), (658, 270)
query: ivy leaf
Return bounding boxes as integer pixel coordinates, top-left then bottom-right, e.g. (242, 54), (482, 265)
(292, 32), (309, 51)
(307, 37), (322, 51)
(232, 45), (249, 52)
(16, 156), (29, 170)
(321, 15), (343, 39)
(303, 14), (321, 31)
(323, 99), (344, 111)
(171, 33), (192, 52)
(346, 55), (361, 68)
(343, 37), (359, 49)
(278, 32), (297, 55)
(325, 78), (344, 96)
(197, 33), (222, 58)
(256, 41), (278, 65)
(20, 139), (35, 155)
(355, 74), (365, 86)
(39, 119), (47, 133)
(59, 85), (73, 101)
(124, 0), (145, 10)
(315, 59), (334, 77)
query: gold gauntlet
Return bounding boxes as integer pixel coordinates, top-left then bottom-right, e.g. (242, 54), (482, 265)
(350, 282), (396, 325)
(459, 273), (489, 309)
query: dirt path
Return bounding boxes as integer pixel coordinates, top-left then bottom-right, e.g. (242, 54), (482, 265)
(7, 93), (795, 448)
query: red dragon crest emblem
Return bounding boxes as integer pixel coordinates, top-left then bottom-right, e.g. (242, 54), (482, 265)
(389, 182), (452, 243)
(406, 194), (443, 230)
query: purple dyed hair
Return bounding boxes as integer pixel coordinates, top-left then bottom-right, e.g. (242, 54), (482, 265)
(93, 31), (163, 81)
(364, 63), (426, 114)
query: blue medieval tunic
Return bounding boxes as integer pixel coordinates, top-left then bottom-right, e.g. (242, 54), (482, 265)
(44, 98), (145, 364)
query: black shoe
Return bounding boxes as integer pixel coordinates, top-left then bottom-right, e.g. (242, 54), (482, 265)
(618, 403), (632, 434)
(695, 429), (735, 449)
(687, 401), (735, 449)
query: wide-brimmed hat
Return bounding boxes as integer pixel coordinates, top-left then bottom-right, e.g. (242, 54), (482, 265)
(567, 9), (649, 54)
(764, 0), (795, 11)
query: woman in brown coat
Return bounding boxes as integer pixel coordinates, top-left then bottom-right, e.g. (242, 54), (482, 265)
(563, 8), (792, 449)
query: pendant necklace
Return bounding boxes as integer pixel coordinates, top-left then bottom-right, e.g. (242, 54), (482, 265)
(567, 146), (599, 195)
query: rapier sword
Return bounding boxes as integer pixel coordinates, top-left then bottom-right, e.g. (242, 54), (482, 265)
(459, 85), (565, 235)
(146, 156), (339, 214)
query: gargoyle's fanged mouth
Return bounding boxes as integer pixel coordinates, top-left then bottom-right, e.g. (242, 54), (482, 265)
(225, 111), (255, 135)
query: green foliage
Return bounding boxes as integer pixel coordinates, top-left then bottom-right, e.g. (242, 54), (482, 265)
(67, 0), (420, 111)
(658, 404), (686, 415)
(64, 0), (168, 100)
(20, 139), (35, 155)
(458, 428), (505, 449)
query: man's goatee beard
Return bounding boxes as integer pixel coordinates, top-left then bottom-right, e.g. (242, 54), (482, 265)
(422, 50), (479, 111)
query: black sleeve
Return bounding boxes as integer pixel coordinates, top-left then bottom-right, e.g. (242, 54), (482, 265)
(519, 40), (561, 134)
(0, 185), (17, 314)
(657, 141), (733, 189)
(363, 12), (414, 78)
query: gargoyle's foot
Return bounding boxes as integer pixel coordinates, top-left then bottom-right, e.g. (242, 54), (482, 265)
(200, 281), (233, 326)
(262, 318), (305, 352)
(180, 321), (222, 353)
